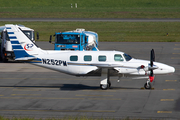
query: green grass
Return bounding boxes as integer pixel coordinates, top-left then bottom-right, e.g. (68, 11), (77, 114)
(1, 21), (180, 42)
(0, 0), (180, 18)
(0, 116), (159, 120)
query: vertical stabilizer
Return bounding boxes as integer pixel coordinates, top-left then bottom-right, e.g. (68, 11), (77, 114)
(5, 24), (40, 60)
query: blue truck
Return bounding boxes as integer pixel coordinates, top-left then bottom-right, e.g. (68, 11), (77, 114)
(49, 28), (99, 51)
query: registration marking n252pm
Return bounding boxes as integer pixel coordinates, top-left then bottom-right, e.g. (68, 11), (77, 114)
(42, 58), (67, 66)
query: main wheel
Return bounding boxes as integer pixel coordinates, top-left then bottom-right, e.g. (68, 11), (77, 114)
(144, 83), (151, 89)
(100, 84), (109, 90)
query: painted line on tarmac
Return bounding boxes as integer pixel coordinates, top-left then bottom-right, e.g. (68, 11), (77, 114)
(88, 98), (121, 100)
(0, 78), (24, 80)
(0, 67), (43, 69)
(163, 89), (175, 91)
(11, 94), (41, 96)
(175, 44), (180, 46)
(13, 89), (41, 91)
(171, 57), (180, 59)
(0, 97), (84, 100)
(0, 96), (120, 100)
(82, 90), (117, 92)
(157, 111), (172, 113)
(0, 87), (60, 91)
(160, 99), (174, 101)
(174, 48), (180, 50)
(0, 77), (99, 80)
(0, 109), (115, 113)
(173, 53), (180, 54)
(0, 77), (133, 81)
(76, 94), (113, 97)
(165, 80), (177, 82)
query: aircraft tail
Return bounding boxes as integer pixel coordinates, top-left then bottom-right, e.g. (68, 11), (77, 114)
(6, 24), (41, 60)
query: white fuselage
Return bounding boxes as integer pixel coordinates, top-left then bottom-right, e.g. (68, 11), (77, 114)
(31, 50), (175, 77)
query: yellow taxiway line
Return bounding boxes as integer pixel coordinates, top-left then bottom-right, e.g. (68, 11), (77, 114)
(163, 89), (175, 91)
(165, 80), (177, 82)
(11, 94), (41, 96)
(160, 99), (174, 101)
(76, 94), (113, 97)
(157, 111), (172, 113)
(0, 97), (84, 100)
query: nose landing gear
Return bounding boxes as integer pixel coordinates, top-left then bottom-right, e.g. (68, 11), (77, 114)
(144, 80), (151, 89)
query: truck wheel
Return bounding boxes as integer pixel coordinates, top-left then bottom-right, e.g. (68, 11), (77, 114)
(2, 56), (8, 63)
(2, 48), (8, 62)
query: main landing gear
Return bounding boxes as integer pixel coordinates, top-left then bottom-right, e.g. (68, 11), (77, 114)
(100, 80), (111, 90)
(100, 69), (111, 90)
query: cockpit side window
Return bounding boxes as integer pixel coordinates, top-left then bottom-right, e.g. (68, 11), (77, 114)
(123, 53), (132, 61)
(114, 54), (124, 61)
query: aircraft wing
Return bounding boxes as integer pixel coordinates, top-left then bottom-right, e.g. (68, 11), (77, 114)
(68, 62), (123, 68)
(89, 63), (123, 68)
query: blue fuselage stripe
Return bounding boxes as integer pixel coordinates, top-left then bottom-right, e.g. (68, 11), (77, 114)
(12, 45), (23, 49)
(11, 41), (20, 44)
(9, 36), (17, 39)
(13, 50), (30, 58)
(8, 32), (14, 34)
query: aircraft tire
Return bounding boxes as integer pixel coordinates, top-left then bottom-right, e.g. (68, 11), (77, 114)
(100, 84), (109, 90)
(144, 83), (151, 89)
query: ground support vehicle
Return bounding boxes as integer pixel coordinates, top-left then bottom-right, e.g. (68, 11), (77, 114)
(49, 28), (98, 51)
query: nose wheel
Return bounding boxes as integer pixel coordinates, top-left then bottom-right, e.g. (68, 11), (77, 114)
(144, 82), (151, 89)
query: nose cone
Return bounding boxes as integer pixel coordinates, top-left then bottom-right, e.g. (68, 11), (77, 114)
(154, 62), (175, 75)
(164, 64), (175, 74)
(169, 66), (175, 73)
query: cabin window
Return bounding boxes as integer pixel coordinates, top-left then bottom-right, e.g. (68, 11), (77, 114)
(70, 55), (78, 61)
(114, 54), (124, 61)
(98, 55), (106, 62)
(84, 55), (92, 61)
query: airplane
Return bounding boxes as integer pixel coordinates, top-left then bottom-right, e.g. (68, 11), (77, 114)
(5, 24), (175, 90)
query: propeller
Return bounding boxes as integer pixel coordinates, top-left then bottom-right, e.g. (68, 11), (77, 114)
(149, 49), (155, 82)
(150, 49), (155, 66)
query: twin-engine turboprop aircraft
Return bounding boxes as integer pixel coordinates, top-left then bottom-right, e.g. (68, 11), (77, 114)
(6, 24), (175, 90)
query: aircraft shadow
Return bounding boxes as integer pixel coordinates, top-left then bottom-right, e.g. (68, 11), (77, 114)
(0, 84), (99, 91)
(58, 84), (143, 91)
(0, 84), (142, 91)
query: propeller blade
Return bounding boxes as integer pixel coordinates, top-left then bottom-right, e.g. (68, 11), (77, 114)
(149, 49), (155, 82)
(150, 49), (155, 67)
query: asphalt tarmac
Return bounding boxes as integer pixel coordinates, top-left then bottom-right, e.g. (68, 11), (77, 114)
(0, 42), (179, 119)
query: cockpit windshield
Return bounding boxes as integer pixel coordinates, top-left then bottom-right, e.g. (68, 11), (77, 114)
(123, 53), (132, 61)
(56, 34), (80, 44)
